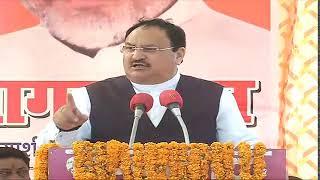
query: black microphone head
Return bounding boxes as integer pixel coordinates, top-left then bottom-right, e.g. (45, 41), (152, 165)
(130, 93), (153, 112)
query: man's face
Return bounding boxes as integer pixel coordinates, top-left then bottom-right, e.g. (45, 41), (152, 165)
(123, 26), (184, 84)
(0, 158), (30, 180)
(38, 0), (176, 49)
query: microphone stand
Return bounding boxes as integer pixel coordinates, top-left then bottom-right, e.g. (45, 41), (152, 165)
(129, 105), (144, 154)
(169, 104), (190, 144)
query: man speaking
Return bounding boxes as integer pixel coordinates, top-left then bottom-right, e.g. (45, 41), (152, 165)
(37, 18), (257, 147)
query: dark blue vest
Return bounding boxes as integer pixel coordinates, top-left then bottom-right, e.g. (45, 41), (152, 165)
(86, 75), (223, 144)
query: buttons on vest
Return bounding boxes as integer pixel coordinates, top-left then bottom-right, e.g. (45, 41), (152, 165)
(154, 133), (160, 139)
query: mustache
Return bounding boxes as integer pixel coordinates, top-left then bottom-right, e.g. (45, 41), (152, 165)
(130, 60), (151, 67)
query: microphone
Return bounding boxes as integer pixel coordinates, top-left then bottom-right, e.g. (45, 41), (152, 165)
(129, 93), (153, 150)
(159, 90), (190, 144)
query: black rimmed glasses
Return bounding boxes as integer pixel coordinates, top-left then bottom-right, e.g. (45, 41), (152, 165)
(120, 45), (175, 54)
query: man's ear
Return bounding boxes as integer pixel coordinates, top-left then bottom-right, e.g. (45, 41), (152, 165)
(175, 47), (186, 65)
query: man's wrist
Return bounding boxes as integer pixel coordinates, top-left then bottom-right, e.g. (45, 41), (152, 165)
(56, 125), (81, 132)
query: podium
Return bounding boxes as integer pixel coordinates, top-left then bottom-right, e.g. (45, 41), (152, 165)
(47, 148), (286, 179)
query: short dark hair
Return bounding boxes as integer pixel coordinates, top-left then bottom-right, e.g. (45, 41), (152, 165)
(125, 18), (186, 52)
(0, 147), (30, 167)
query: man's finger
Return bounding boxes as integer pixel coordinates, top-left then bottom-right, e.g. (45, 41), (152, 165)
(66, 93), (76, 108)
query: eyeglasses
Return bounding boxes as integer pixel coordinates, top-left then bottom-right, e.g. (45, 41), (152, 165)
(0, 168), (29, 178)
(120, 45), (175, 54)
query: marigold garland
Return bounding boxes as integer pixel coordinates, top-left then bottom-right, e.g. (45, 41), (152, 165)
(223, 142), (235, 179)
(198, 143), (210, 179)
(238, 142), (252, 180)
(35, 140), (267, 179)
(93, 141), (108, 179)
(210, 142), (225, 179)
(119, 142), (133, 180)
(106, 140), (122, 178)
(155, 142), (170, 179)
(132, 143), (144, 179)
(168, 141), (188, 179)
(253, 142), (267, 180)
(73, 141), (95, 180)
(34, 143), (59, 180)
(187, 143), (210, 179)
(143, 142), (158, 179)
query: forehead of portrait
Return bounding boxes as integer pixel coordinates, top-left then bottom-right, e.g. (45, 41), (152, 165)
(21, 0), (177, 57)
(0, 147), (30, 167)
